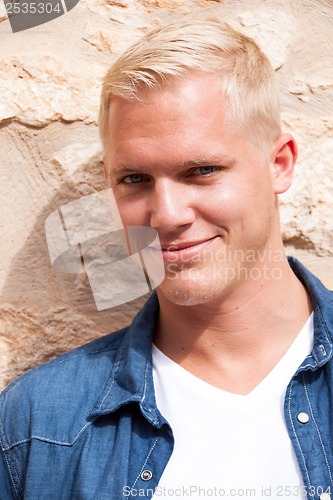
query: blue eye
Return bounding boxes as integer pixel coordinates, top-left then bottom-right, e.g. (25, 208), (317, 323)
(192, 166), (221, 176)
(123, 174), (144, 184)
(199, 166), (216, 175)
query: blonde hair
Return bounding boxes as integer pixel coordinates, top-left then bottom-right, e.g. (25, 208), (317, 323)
(99, 19), (281, 158)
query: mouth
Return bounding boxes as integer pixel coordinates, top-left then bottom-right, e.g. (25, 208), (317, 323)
(159, 236), (218, 263)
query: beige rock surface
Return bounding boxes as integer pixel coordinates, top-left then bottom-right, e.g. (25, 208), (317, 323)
(0, 0), (333, 390)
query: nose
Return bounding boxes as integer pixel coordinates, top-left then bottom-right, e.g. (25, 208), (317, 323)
(149, 178), (195, 231)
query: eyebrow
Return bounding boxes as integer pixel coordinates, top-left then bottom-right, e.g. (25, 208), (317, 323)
(110, 156), (235, 178)
(182, 156), (235, 168)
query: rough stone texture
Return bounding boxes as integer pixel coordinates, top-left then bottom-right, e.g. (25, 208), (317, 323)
(0, 0), (333, 389)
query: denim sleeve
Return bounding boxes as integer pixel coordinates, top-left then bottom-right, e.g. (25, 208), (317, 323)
(0, 445), (17, 499)
(0, 389), (20, 499)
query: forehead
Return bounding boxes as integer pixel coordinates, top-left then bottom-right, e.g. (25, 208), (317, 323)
(105, 72), (252, 171)
(108, 72), (232, 134)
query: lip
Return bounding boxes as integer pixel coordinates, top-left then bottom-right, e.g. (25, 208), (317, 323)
(159, 236), (218, 263)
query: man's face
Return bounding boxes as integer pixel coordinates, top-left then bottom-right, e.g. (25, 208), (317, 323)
(106, 72), (280, 306)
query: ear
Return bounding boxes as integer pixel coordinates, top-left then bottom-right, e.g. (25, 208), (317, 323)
(270, 133), (298, 194)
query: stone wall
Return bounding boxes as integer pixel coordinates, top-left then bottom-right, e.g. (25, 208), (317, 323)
(0, 0), (333, 390)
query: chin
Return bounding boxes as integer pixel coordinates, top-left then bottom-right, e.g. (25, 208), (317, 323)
(156, 275), (223, 307)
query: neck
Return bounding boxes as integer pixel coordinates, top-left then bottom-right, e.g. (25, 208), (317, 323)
(154, 256), (312, 394)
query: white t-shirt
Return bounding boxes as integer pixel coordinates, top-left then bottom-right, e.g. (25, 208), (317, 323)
(152, 314), (314, 499)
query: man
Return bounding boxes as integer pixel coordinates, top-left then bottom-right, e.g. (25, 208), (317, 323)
(1, 19), (332, 500)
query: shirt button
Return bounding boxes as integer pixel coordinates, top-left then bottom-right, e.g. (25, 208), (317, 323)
(320, 493), (331, 500)
(141, 470), (153, 481)
(297, 412), (310, 424)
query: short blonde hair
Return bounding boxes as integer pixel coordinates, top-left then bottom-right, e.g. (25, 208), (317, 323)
(99, 19), (281, 159)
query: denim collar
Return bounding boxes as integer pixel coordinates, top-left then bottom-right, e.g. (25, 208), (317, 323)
(287, 256), (333, 371)
(90, 257), (333, 422)
(90, 292), (162, 425)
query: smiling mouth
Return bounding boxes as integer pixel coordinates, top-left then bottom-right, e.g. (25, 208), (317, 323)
(159, 236), (218, 262)
(161, 237), (215, 250)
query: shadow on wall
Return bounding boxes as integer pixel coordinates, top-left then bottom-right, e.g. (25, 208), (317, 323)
(0, 122), (149, 388)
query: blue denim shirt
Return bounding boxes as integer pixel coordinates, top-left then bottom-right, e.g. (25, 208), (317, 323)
(1, 257), (333, 500)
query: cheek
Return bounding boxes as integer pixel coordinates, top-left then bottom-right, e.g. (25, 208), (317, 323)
(203, 180), (274, 234)
(115, 197), (148, 227)
(201, 183), (249, 222)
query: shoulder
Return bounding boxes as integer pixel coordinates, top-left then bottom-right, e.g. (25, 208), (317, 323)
(1, 326), (127, 397)
(0, 293), (158, 452)
(0, 326), (128, 448)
